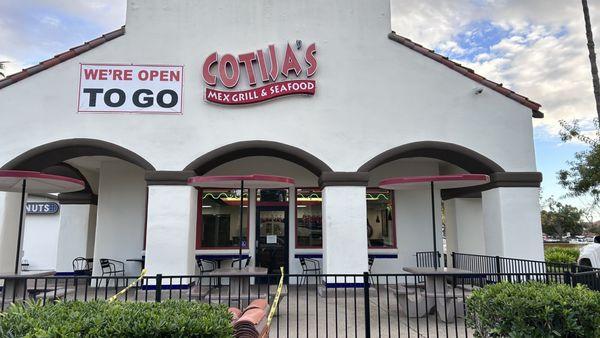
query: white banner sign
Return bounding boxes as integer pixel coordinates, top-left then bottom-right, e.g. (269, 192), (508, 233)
(78, 64), (183, 114)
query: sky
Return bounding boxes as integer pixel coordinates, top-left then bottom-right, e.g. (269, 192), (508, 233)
(0, 0), (599, 213)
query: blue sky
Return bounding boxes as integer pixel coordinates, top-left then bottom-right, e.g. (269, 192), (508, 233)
(1, 0), (599, 214)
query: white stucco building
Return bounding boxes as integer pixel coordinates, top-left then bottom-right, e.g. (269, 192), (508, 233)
(0, 0), (544, 283)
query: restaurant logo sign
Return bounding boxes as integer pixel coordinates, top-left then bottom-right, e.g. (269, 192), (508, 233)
(78, 64), (184, 114)
(202, 41), (317, 105)
(26, 202), (59, 215)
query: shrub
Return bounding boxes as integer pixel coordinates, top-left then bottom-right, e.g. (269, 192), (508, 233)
(0, 300), (233, 337)
(544, 246), (579, 264)
(466, 282), (600, 337)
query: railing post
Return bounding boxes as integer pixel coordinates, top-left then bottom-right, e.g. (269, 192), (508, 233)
(155, 274), (162, 303)
(451, 252), (456, 268)
(564, 271), (573, 287)
(495, 256), (501, 283)
(363, 272), (371, 338)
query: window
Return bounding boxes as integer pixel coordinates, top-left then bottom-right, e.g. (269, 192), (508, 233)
(367, 189), (395, 248)
(197, 189), (249, 249)
(296, 188), (322, 248)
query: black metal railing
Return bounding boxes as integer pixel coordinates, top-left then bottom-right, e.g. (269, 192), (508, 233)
(0, 270), (574, 337)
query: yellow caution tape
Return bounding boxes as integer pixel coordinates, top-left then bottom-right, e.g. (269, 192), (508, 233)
(267, 266), (285, 326)
(108, 268), (148, 302)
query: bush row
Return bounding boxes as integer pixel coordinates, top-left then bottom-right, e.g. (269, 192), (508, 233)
(466, 282), (600, 337)
(0, 300), (233, 337)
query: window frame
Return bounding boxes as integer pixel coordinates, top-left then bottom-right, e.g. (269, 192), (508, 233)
(196, 188), (250, 250)
(366, 188), (397, 249)
(295, 187), (323, 249)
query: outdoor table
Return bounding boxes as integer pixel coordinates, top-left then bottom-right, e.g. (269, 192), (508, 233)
(126, 258), (145, 272)
(208, 267), (268, 298)
(403, 267), (472, 322)
(197, 254), (250, 268)
(0, 270), (55, 300)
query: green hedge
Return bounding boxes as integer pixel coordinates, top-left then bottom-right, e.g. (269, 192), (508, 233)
(0, 300), (233, 337)
(466, 282), (600, 337)
(544, 246), (580, 264)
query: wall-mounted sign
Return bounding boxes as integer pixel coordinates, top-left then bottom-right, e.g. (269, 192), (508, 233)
(202, 42), (317, 105)
(78, 64), (184, 114)
(26, 202), (60, 215)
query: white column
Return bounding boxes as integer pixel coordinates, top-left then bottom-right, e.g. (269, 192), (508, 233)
(92, 161), (147, 276)
(55, 204), (96, 273)
(145, 185), (197, 277)
(395, 189), (443, 268)
(482, 187), (543, 260)
(445, 198), (485, 257)
(322, 186), (368, 280)
(0, 192), (27, 274)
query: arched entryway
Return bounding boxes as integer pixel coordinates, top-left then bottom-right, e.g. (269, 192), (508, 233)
(357, 141), (503, 273)
(180, 141), (332, 277)
(0, 138), (154, 276)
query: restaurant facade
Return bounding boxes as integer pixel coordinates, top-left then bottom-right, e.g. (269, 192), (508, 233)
(0, 0), (544, 281)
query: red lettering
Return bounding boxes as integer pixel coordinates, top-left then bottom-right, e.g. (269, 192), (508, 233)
(149, 70), (159, 81)
(219, 54), (240, 88)
(124, 70), (133, 80)
(238, 52), (257, 86)
(170, 70), (180, 82)
(256, 49), (270, 83)
(268, 45), (278, 81)
(113, 69), (123, 80)
(305, 43), (317, 77)
(281, 43), (302, 78)
(159, 70), (168, 81)
(84, 68), (99, 80)
(203, 52), (218, 86)
(138, 70), (148, 81)
(99, 69), (109, 80)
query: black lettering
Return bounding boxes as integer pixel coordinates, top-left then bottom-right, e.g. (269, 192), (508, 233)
(156, 89), (178, 108)
(133, 89), (154, 108)
(83, 88), (103, 107)
(104, 88), (126, 107)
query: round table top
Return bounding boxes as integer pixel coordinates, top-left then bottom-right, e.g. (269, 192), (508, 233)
(0, 170), (85, 193)
(208, 266), (269, 276)
(188, 174), (295, 189)
(379, 174), (489, 190)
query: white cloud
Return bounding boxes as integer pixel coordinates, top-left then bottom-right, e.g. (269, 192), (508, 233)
(392, 0), (600, 137)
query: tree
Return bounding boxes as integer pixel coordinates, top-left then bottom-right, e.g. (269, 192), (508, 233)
(558, 119), (600, 202)
(0, 62), (5, 78)
(582, 0), (600, 120)
(541, 198), (584, 237)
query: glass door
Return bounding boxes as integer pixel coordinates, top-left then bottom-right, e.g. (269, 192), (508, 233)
(255, 207), (289, 279)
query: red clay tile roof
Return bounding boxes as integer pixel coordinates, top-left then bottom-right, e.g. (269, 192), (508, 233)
(0, 26), (542, 119)
(388, 32), (543, 118)
(0, 26), (125, 90)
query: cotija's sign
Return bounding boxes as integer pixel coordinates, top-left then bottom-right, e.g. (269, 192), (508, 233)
(202, 41), (317, 105)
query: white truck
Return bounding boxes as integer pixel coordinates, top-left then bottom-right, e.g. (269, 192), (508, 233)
(578, 236), (600, 268)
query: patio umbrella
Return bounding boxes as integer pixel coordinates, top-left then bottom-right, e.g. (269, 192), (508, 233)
(0, 170), (85, 274)
(379, 174), (489, 269)
(188, 174), (295, 269)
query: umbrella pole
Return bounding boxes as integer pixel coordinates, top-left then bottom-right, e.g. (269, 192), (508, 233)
(430, 181), (438, 269)
(238, 180), (244, 270)
(14, 179), (27, 274)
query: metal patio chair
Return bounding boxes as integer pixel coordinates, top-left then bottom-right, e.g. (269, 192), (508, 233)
(231, 256), (252, 268)
(72, 257), (93, 276)
(99, 258), (125, 276)
(299, 257), (321, 285)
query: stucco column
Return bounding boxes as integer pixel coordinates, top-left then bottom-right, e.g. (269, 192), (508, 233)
(444, 198), (485, 262)
(321, 185), (368, 287)
(144, 177), (197, 279)
(55, 193), (97, 274)
(395, 189), (443, 268)
(0, 192), (26, 274)
(92, 161), (147, 276)
(482, 187), (543, 261)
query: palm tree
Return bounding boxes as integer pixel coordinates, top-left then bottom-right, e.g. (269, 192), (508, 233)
(582, 0), (600, 121)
